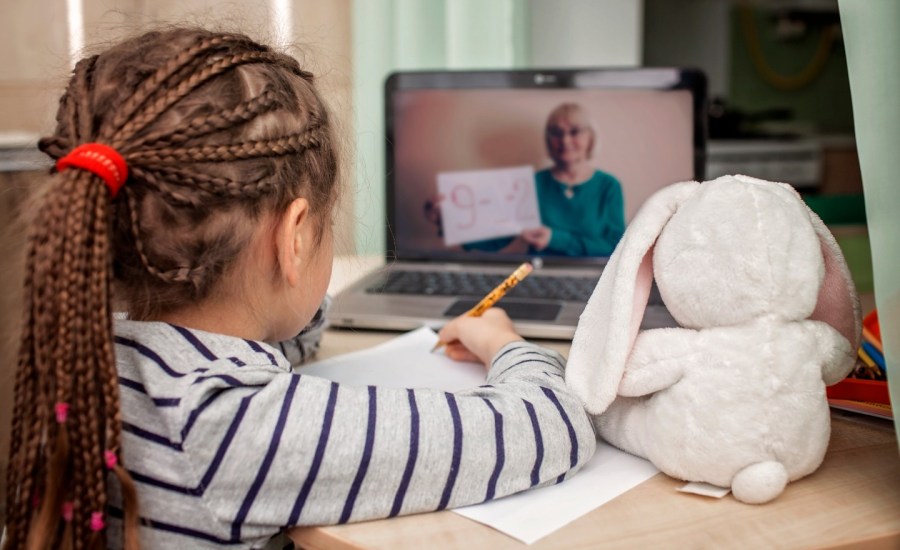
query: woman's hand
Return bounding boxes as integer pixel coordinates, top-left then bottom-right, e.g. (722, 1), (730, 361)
(521, 226), (552, 251)
(423, 194), (445, 235)
(437, 308), (524, 367)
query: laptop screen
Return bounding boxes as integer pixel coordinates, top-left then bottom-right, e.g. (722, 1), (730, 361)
(386, 68), (706, 266)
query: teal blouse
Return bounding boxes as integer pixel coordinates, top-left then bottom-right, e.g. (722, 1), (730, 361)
(535, 168), (625, 256)
(463, 168), (625, 257)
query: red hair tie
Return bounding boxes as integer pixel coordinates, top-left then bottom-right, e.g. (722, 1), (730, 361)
(56, 143), (128, 198)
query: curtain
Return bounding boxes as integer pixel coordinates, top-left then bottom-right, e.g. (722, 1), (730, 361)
(838, 0), (900, 444)
(351, 0), (530, 254)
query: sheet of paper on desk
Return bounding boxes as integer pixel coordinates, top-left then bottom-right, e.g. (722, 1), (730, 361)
(301, 327), (660, 545)
(298, 327), (486, 390)
(455, 442), (659, 544)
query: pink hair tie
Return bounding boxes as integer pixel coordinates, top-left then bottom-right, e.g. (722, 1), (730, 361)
(61, 501), (74, 522)
(55, 402), (70, 423)
(90, 511), (105, 532)
(104, 450), (118, 469)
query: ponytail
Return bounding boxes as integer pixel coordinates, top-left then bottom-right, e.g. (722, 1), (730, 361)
(5, 28), (337, 549)
(4, 59), (140, 550)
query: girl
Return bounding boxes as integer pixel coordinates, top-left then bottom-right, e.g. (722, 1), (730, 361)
(4, 28), (595, 550)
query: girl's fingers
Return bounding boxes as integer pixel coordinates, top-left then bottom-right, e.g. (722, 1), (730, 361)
(444, 342), (480, 363)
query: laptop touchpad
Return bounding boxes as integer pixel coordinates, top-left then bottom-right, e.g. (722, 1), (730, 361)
(443, 299), (561, 321)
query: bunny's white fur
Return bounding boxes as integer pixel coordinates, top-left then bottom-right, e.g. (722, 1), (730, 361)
(567, 175), (860, 504)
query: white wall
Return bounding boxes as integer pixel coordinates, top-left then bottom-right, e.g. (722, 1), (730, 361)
(528, 0), (644, 67)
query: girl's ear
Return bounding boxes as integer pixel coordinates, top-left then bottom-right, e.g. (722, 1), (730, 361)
(276, 197), (311, 288)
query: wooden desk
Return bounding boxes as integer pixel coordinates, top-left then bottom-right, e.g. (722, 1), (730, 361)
(290, 328), (900, 550)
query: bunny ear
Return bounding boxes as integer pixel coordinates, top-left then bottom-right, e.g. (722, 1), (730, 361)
(567, 180), (700, 414)
(805, 207), (862, 351)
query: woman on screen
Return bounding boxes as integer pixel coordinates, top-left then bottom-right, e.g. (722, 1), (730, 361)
(427, 102), (625, 257)
(521, 102), (625, 256)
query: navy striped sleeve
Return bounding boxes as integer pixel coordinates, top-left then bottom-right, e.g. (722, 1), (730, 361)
(389, 389), (420, 517)
(116, 321), (595, 542)
(339, 386), (378, 523)
(482, 399), (505, 501)
(287, 382), (339, 524)
(437, 393), (463, 511)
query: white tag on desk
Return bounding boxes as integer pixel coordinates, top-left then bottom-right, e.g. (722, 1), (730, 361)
(678, 482), (731, 498)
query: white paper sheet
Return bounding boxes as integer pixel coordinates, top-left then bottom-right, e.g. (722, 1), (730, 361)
(455, 442), (659, 544)
(299, 327), (486, 391)
(436, 165), (541, 246)
(302, 327), (660, 544)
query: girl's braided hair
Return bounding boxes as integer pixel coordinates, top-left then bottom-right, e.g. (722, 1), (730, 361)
(4, 28), (338, 550)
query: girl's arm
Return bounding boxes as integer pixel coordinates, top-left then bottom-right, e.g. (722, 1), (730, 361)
(181, 342), (595, 539)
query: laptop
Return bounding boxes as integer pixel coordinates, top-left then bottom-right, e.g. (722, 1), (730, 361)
(329, 67), (707, 339)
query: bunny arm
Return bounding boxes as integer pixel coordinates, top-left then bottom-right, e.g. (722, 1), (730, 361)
(802, 320), (858, 385)
(618, 328), (703, 397)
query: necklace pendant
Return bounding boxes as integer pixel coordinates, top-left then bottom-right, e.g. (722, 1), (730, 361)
(564, 187), (575, 199)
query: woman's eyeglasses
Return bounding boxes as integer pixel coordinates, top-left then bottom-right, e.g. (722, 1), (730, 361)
(546, 126), (588, 139)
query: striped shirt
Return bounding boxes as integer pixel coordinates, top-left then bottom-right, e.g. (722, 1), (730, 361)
(107, 320), (596, 549)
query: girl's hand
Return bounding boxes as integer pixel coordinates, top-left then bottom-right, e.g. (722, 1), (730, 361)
(438, 308), (524, 367)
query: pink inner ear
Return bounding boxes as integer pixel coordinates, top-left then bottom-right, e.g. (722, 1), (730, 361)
(810, 240), (858, 345)
(630, 247), (654, 348)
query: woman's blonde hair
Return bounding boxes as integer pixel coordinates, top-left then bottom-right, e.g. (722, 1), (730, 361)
(4, 28), (339, 550)
(544, 102), (596, 159)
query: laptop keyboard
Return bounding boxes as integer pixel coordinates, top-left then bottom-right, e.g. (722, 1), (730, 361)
(366, 269), (666, 305)
(366, 270), (591, 303)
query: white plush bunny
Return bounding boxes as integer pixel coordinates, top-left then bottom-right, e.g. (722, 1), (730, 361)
(566, 174), (861, 504)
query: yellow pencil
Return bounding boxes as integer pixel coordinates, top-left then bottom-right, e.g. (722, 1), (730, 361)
(857, 347), (881, 378)
(431, 262), (534, 353)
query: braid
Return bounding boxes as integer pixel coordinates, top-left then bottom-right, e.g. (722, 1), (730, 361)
(115, 50), (286, 149)
(4, 329), (35, 547)
(70, 281), (90, 550)
(133, 85), (281, 149)
(64, 61), (86, 149)
(124, 190), (207, 288)
(127, 168), (207, 207)
(4, 232), (39, 548)
(131, 129), (321, 164)
(29, 177), (93, 545)
(6, 113), (124, 550)
(74, 56), (99, 140)
(39, 172), (97, 547)
(38, 135), (70, 160)
(82, 181), (111, 546)
(96, 214), (141, 537)
(102, 34), (258, 141)
(131, 165), (278, 202)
